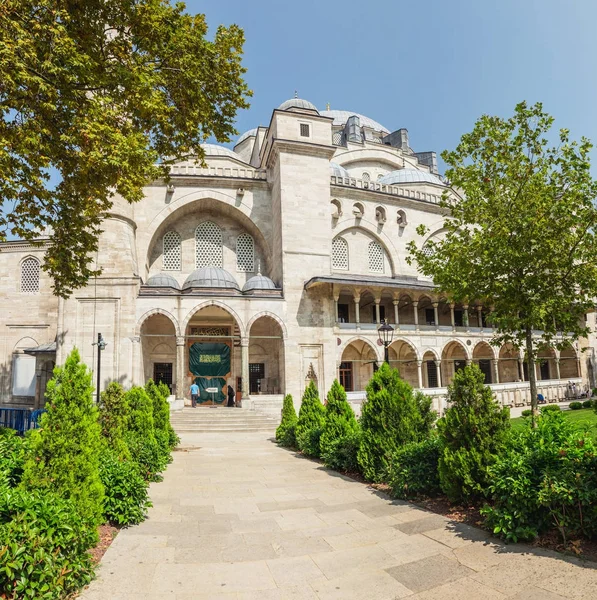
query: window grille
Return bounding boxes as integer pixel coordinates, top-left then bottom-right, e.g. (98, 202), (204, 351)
(368, 241), (384, 273)
(163, 231), (181, 271)
(236, 233), (254, 272)
(300, 123), (310, 137)
(331, 237), (349, 270)
(195, 221), (223, 268)
(20, 258), (40, 294)
(332, 131), (343, 145)
(362, 172), (370, 182)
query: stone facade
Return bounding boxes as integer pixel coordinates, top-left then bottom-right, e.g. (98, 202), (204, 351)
(1, 96), (594, 414)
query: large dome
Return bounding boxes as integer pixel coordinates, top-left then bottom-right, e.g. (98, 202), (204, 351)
(379, 168), (444, 186)
(320, 110), (389, 134)
(330, 162), (350, 178)
(235, 128), (258, 146)
(145, 273), (181, 290)
(200, 143), (239, 159)
(278, 97), (318, 112)
(183, 267), (240, 291)
(242, 274), (277, 293)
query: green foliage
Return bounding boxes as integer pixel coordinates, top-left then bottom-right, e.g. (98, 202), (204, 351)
(357, 363), (435, 482)
(276, 394), (298, 448)
(388, 437), (441, 500)
(0, 0), (251, 296)
(0, 429), (25, 488)
(145, 379), (176, 459)
(541, 404), (561, 413)
(0, 486), (96, 599)
(320, 428), (362, 473)
(320, 380), (359, 468)
(21, 349), (104, 525)
(99, 448), (151, 527)
(98, 382), (131, 460)
(295, 382), (326, 457)
(437, 364), (510, 503)
(482, 410), (597, 543)
(569, 401), (583, 410)
(521, 409), (532, 417)
(582, 400), (593, 409)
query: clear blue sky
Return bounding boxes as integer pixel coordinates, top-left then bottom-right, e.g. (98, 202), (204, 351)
(191, 0), (597, 173)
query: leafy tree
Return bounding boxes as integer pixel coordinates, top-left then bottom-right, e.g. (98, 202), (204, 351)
(98, 382), (131, 461)
(295, 381), (326, 457)
(437, 364), (510, 503)
(408, 102), (597, 423)
(357, 363), (434, 482)
(276, 394), (298, 448)
(0, 0), (251, 296)
(21, 349), (104, 526)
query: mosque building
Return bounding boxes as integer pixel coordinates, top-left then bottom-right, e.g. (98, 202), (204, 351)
(0, 95), (591, 415)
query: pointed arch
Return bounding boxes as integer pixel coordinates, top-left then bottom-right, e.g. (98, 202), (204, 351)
(135, 308), (180, 337)
(246, 311), (288, 339)
(182, 300), (246, 338)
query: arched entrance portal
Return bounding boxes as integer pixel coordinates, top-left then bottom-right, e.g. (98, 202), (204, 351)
(248, 316), (285, 398)
(339, 339), (378, 392)
(140, 314), (177, 394)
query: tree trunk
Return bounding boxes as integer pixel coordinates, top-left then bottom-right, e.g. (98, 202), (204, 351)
(526, 326), (538, 427)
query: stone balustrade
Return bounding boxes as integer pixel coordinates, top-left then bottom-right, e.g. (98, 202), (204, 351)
(170, 164), (267, 180)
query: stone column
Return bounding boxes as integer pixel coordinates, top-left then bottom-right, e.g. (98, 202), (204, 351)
(241, 337), (250, 400)
(432, 302), (439, 329)
(450, 303), (456, 331)
(576, 356), (581, 378)
(393, 299), (399, 328)
(463, 304), (469, 332)
(176, 336), (185, 400)
(466, 358), (472, 366)
(555, 357), (561, 380)
(354, 296), (360, 329)
(435, 360), (442, 388)
(492, 358), (500, 384)
(518, 357), (525, 381)
(413, 301), (419, 330)
(417, 360), (423, 388)
(374, 298), (381, 325)
(334, 293), (340, 323)
(477, 306), (483, 331)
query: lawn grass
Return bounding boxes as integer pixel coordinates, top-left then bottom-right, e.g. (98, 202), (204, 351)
(511, 407), (597, 439)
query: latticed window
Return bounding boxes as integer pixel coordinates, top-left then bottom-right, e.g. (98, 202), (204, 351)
(162, 231), (181, 271)
(236, 233), (254, 272)
(331, 237), (349, 270)
(195, 221), (223, 268)
(368, 241), (384, 273)
(332, 131), (343, 145)
(362, 172), (371, 182)
(21, 258), (40, 294)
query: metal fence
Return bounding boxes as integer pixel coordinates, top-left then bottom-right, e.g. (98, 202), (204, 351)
(0, 408), (46, 435)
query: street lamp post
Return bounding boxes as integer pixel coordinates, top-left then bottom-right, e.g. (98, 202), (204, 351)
(378, 319), (394, 364)
(95, 333), (107, 404)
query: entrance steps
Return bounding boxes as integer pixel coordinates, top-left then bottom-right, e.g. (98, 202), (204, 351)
(170, 407), (278, 433)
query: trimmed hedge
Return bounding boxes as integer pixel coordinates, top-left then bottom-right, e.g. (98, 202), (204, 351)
(568, 401), (582, 410)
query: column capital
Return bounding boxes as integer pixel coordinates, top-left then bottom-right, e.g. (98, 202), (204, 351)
(463, 304), (469, 310)
(434, 359), (441, 367)
(392, 299), (399, 306)
(374, 297), (381, 305)
(241, 337), (249, 347)
(449, 302), (455, 309)
(417, 359), (423, 367)
(432, 301), (438, 308)
(131, 336), (141, 344)
(412, 300), (419, 307)
(176, 336), (185, 346)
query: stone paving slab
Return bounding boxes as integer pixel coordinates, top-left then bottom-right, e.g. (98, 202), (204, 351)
(80, 432), (597, 599)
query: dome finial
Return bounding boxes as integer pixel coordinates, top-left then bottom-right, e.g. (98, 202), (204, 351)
(326, 102), (330, 111)
(294, 90), (298, 98)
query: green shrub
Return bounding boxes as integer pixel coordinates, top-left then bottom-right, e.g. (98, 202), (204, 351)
(295, 381), (326, 457)
(568, 401), (583, 410)
(521, 409), (532, 417)
(437, 364), (510, 503)
(0, 429), (25, 488)
(21, 349), (104, 526)
(156, 381), (179, 448)
(482, 410), (597, 543)
(99, 448), (151, 526)
(98, 382), (131, 460)
(582, 399), (593, 409)
(388, 437), (441, 499)
(320, 427), (362, 473)
(357, 363), (435, 482)
(0, 486), (96, 599)
(593, 388), (597, 398)
(320, 380), (359, 468)
(146, 379), (178, 453)
(276, 394), (298, 447)
(541, 404), (560, 412)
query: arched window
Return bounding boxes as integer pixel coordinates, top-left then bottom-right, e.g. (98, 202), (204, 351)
(162, 231), (181, 271)
(362, 172), (371, 182)
(20, 257), (40, 294)
(368, 241), (384, 273)
(195, 221), (222, 268)
(332, 237), (349, 270)
(236, 233), (254, 272)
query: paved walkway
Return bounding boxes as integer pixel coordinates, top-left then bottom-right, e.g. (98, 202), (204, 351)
(81, 433), (597, 600)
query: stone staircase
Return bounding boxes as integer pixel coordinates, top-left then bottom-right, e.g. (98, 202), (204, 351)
(170, 407), (278, 433)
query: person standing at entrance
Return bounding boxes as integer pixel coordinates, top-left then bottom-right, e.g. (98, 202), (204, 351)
(190, 381), (199, 408)
(227, 384), (235, 407)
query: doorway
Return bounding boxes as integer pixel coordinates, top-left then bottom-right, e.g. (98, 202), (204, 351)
(153, 362), (173, 393)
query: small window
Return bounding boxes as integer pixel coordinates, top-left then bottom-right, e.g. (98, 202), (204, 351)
(236, 233), (254, 272)
(20, 257), (40, 294)
(368, 241), (384, 273)
(332, 237), (349, 270)
(163, 231), (181, 271)
(300, 123), (310, 137)
(362, 172), (371, 182)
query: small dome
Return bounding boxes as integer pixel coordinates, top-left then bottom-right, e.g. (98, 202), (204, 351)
(278, 97), (318, 113)
(320, 110), (390, 134)
(379, 168), (444, 186)
(235, 128), (258, 147)
(330, 162), (350, 178)
(183, 267), (240, 291)
(146, 273), (181, 290)
(242, 274), (277, 293)
(200, 143), (239, 158)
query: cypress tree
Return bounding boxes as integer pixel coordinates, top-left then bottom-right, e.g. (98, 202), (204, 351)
(98, 381), (131, 460)
(295, 381), (326, 457)
(276, 394), (298, 447)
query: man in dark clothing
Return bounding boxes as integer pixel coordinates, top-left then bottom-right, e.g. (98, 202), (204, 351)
(227, 384), (236, 407)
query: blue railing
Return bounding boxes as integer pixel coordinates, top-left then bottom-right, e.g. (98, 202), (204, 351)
(0, 408), (46, 435)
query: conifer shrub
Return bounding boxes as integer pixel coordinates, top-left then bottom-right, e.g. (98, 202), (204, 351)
(388, 437), (441, 499)
(276, 394), (298, 448)
(320, 427), (362, 473)
(21, 349), (104, 526)
(320, 380), (359, 469)
(582, 399), (592, 409)
(0, 487), (96, 600)
(145, 379), (173, 466)
(98, 382), (131, 460)
(541, 404), (560, 412)
(568, 401), (582, 410)
(295, 381), (326, 457)
(157, 381), (180, 448)
(0, 429), (25, 488)
(437, 364), (510, 503)
(357, 363), (435, 482)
